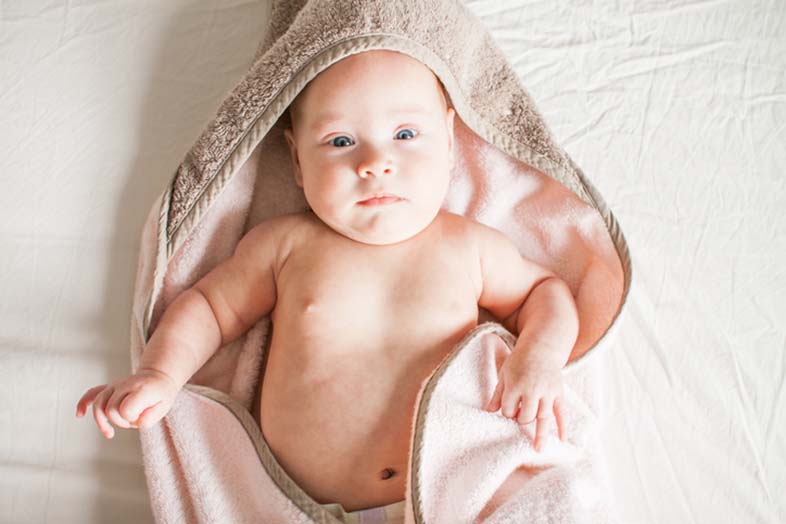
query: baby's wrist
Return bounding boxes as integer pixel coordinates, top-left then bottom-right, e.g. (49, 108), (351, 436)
(511, 337), (569, 369)
(139, 367), (183, 389)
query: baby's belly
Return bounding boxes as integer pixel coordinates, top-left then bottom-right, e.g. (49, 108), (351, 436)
(257, 318), (476, 512)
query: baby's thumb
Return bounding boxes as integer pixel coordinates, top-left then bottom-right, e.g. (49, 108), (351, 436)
(485, 380), (503, 412)
(118, 389), (160, 423)
(136, 401), (168, 429)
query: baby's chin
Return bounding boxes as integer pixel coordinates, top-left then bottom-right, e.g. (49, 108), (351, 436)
(320, 207), (438, 246)
(336, 224), (425, 246)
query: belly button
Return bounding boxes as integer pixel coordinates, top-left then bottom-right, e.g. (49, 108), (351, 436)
(379, 468), (396, 480)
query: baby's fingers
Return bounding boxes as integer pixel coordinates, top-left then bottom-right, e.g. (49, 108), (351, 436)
(554, 396), (566, 442)
(105, 389), (132, 429)
(516, 395), (538, 426)
(534, 397), (555, 452)
(75, 385), (107, 417)
(91, 386), (116, 439)
(501, 387), (522, 419)
(118, 388), (163, 425)
(484, 380), (503, 413)
(136, 401), (167, 429)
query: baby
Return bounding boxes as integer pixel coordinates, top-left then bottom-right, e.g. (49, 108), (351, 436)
(76, 50), (579, 513)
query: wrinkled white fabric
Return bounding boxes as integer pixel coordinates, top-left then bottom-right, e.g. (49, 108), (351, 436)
(0, 1), (783, 523)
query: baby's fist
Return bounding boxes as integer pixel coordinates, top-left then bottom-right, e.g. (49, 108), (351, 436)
(75, 368), (181, 439)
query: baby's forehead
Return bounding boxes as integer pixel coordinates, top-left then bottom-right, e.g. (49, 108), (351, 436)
(289, 58), (450, 126)
(314, 74), (439, 104)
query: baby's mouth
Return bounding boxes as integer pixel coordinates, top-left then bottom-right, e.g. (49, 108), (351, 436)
(357, 194), (404, 206)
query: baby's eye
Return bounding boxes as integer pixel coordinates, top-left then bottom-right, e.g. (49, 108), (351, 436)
(396, 129), (418, 140)
(329, 135), (354, 147)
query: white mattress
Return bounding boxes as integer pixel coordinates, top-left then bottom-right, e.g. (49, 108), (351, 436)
(1, 1), (783, 522)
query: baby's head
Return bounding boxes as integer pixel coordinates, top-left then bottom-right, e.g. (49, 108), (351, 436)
(283, 50), (455, 245)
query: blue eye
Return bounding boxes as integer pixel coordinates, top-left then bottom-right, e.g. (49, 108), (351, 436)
(329, 136), (354, 147)
(328, 129), (417, 147)
(396, 129), (417, 140)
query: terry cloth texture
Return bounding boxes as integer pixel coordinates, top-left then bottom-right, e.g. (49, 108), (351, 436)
(129, 0), (632, 522)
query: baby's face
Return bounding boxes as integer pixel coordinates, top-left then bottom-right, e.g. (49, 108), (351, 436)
(284, 50), (455, 245)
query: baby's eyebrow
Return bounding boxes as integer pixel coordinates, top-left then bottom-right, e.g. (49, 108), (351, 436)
(310, 106), (431, 132)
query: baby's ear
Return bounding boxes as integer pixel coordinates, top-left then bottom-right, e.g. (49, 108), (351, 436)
(283, 127), (303, 188)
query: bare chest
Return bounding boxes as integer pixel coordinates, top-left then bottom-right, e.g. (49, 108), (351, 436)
(273, 237), (479, 361)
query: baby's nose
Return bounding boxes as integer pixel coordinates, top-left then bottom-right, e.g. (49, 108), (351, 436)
(359, 165), (393, 178)
(357, 146), (394, 178)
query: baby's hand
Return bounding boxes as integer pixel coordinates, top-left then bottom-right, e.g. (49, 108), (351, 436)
(75, 368), (180, 439)
(483, 351), (566, 451)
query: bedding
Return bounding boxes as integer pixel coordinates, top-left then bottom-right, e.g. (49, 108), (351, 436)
(0, 1), (783, 523)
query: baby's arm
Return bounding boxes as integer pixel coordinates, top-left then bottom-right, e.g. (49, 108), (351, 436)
(138, 218), (283, 385)
(76, 217), (287, 438)
(472, 222), (579, 450)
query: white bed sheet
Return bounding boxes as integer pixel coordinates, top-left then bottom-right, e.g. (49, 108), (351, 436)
(1, 1), (783, 523)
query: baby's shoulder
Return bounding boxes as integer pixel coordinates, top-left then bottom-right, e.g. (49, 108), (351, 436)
(438, 209), (471, 230)
(447, 212), (506, 242)
(438, 210), (485, 244)
(244, 210), (309, 235)
(438, 212), (518, 271)
(238, 211), (312, 259)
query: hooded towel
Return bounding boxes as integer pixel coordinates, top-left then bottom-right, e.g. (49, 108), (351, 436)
(129, 1), (632, 522)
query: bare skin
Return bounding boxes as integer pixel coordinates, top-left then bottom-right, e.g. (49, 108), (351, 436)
(76, 49), (579, 513)
(260, 209), (480, 509)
